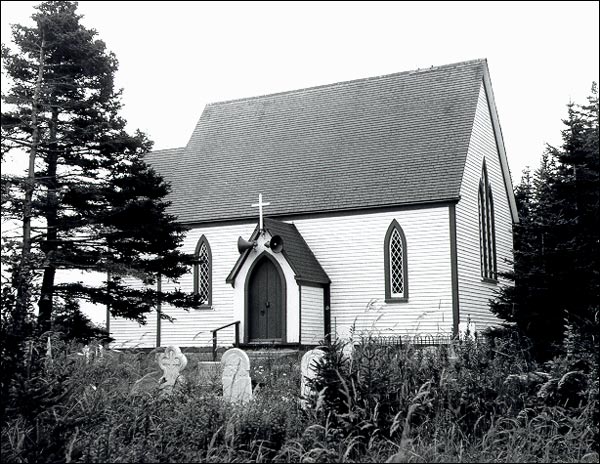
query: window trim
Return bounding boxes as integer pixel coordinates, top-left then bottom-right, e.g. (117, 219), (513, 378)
(384, 219), (409, 303)
(193, 235), (212, 308)
(479, 162), (497, 282)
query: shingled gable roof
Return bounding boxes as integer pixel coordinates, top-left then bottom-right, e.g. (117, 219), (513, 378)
(226, 218), (330, 286)
(146, 59), (491, 224)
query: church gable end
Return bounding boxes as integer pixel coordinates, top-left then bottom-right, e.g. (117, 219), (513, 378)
(455, 75), (516, 330)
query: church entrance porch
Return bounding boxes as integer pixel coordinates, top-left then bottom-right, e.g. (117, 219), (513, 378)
(247, 255), (285, 343)
(227, 207), (330, 346)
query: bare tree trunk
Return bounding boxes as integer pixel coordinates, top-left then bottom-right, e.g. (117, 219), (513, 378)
(14, 37), (45, 334)
(38, 107), (59, 332)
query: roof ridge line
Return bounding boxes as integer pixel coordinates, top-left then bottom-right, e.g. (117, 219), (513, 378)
(205, 58), (487, 107)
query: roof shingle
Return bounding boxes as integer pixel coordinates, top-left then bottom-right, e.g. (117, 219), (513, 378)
(147, 59), (486, 224)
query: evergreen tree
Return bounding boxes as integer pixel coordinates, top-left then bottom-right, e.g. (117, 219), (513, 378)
(492, 86), (599, 359)
(1, 1), (197, 334)
(554, 88), (599, 342)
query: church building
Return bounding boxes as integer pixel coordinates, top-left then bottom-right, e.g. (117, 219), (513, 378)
(109, 59), (518, 349)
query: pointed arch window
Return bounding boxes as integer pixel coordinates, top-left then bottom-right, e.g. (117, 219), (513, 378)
(384, 220), (408, 302)
(479, 162), (497, 281)
(193, 236), (212, 306)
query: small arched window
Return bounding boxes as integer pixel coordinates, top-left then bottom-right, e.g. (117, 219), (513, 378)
(479, 162), (497, 281)
(193, 235), (212, 306)
(384, 220), (408, 302)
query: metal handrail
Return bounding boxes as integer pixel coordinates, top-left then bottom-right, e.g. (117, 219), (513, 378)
(211, 320), (240, 361)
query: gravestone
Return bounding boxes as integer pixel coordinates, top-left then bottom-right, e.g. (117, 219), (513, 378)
(300, 348), (326, 408)
(458, 320), (477, 341)
(81, 345), (91, 364)
(341, 341), (354, 361)
(45, 336), (53, 370)
(157, 346), (188, 392)
(221, 348), (252, 403)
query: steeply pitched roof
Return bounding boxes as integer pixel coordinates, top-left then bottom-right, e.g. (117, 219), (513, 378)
(263, 218), (330, 285)
(145, 147), (186, 176)
(226, 218), (330, 286)
(148, 59), (488, 224)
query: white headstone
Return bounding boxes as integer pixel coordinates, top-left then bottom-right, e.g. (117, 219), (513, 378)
(82, 345), (90, 364)
(45, 336), (53, 369)
(341, 341), (354, 360)
(157, 346), (188, 391)
(458, 320), (477, 341)
(221, 348), (252, 403)
(300, 349), (326, 408)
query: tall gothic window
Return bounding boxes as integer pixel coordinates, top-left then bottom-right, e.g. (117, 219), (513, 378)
(193, 236), (212, 306)
(479, 162), (497, 281)
(384, 220), (408, 302)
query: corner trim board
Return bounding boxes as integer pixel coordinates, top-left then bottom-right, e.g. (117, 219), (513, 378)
(324, 284), (331, 345)
(156, 274), (162, 348)
(298, 286), (302, 345)
(449, 204), (460, 336)
(106, 271), (111, 335)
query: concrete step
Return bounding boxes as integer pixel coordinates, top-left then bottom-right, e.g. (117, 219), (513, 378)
(186, 346), (303, 363)
(245, 348), (301, 361)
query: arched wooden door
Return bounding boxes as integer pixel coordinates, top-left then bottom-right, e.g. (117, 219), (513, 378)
(247, 256), (284, 342)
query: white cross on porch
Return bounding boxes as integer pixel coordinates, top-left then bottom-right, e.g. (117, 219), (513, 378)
(251, 193), (270, 232)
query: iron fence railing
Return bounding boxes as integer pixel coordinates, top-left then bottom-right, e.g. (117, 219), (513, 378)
(352, 332), (479, 347)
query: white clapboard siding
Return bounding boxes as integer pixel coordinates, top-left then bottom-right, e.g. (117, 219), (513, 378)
(109, 277), (158, 348)
(159, 222), (257, 347)
(111, 208), (455, 346)
(294, 207), (454, 338)
(455, 83), (514, 329)
(301, 286), (325, 345)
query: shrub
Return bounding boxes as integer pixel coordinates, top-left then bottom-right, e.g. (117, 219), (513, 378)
(309, 333), (598, 462)
(1, 331), (597, 462)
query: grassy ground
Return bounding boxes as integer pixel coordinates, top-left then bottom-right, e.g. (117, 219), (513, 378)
(1, 335), (598, 463)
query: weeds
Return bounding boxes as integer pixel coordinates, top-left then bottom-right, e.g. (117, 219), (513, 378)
(1, 332), (597, 463)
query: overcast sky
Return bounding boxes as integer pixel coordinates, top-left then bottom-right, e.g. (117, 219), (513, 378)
(2, 1), (598, 325)
(2, 1), (599, 183)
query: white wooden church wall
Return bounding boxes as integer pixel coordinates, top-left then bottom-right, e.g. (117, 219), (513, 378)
(300, 286), (325, 345)
(159, 222), (256, 347)
(455, 83), (514, 329)
(109, 278), (158, 348)
(293, 206), (454, 338)
(110, 205), (454, 347)
(109, 225), (305, 347)
(231, 230), (300, 344)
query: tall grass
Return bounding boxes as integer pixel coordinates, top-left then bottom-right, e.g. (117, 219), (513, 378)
(1, 333), (597, 463)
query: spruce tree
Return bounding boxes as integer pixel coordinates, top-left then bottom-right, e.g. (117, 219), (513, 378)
(1, 1), (197, 334)
(491, 86), (599, 359)
(553, 87), (599, 344)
